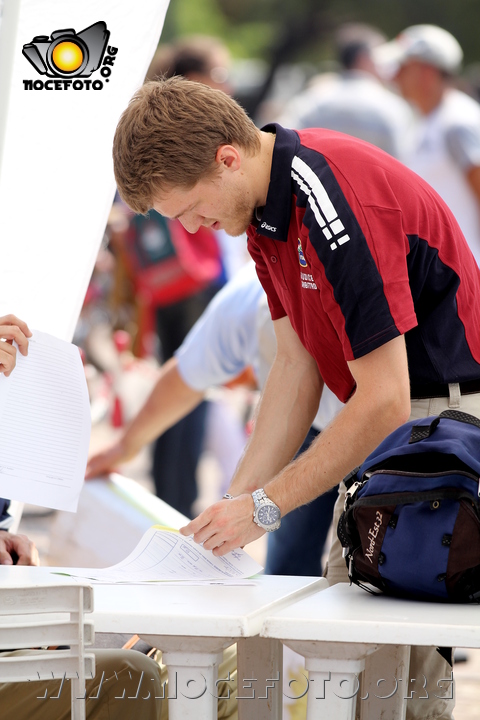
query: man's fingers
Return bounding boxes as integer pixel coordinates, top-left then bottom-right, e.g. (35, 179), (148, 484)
(181, 495), (261, 558)
(85, 444), (125, 480)
(0, 324), (30, 357)
(180, 509), (213, 537)
(0, 533), (40, 566)
(212, 541), (235, 557)
(85, 455), (113, 480)
(0, 318), (33, 375)
(0, 342), (17, 376)
(16, 540), (40, 566)
(202, 533), (227, 552)
(180, 520), (211, 545)
(86, 437), (137, 481)
(0, 549), (13, 565)
(0, 315), (32, 338)
(202, 522), (248, 553)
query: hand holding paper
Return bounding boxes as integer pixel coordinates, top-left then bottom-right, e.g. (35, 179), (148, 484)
(0, 314), (32, 376)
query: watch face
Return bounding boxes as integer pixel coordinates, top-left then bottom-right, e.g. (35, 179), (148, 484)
(258, 504), (280, 526)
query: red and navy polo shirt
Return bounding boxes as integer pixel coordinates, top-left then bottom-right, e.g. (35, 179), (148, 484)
(247, 124), (480, 403)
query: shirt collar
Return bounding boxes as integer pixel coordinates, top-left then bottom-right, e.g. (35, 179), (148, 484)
(255, 123), (300, 242)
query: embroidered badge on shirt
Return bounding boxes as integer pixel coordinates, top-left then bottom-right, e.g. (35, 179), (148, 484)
(297, 238), (308, 267)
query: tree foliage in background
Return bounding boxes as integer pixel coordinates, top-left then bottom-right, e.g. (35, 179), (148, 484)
(163, 0), (480, 64)
(161, 0), (480, 114)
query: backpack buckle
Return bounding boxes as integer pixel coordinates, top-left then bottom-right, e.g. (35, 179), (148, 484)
(344, 480), (364, 510)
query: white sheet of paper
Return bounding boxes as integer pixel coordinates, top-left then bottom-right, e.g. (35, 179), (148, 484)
(0, 329), (90, 511)
(58, 526), (264, 584)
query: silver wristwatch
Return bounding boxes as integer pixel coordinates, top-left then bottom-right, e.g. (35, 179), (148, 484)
(252, 489), (281, 532)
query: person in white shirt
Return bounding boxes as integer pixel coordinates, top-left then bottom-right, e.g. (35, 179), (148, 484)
(375, 24), (480, 265)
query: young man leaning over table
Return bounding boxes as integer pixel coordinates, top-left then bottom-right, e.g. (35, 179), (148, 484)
(111, 76), (480, 720)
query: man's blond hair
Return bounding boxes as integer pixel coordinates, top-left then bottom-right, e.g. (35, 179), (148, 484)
(113, 76), (260, 214)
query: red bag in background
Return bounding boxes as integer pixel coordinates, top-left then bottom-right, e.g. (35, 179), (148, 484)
(125, 211), (222, 307)
(118, 210), (222, 356)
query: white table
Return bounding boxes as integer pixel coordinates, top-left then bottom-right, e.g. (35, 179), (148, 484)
(261, 583), (480, 720)
(0, 567), (327, 720)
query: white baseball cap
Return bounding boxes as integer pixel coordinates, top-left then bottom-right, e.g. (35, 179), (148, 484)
(374, 24), (463, 77)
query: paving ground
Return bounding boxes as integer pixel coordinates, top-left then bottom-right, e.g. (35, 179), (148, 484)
(16, 416), (480, 720)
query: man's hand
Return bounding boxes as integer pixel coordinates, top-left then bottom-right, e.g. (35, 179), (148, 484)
(0, 531), (39, 566)
(180, 495), (265, 556)
(85, 440), (126, 480)
(0, 314), (32, 376)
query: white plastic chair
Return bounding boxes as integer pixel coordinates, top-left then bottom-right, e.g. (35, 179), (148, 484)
(0, 582), (95, 720)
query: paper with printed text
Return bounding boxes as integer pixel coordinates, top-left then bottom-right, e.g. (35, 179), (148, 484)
(56, 526), (263, 583)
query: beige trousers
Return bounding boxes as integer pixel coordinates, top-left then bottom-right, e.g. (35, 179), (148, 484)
(0, 648), (163, 720)
(0, 644), (239, 720)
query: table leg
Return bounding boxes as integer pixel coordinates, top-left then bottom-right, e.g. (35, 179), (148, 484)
(360, 644), (410, 720)
(161, 649), (223, 720)
(141, 635), (234, 720)
(305, 656), (364, 720)
(284, 641), (379, 720)
(237, 636), (283, 720)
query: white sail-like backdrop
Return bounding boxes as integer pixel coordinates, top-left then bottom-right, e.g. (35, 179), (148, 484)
(0, 0), (170, 339)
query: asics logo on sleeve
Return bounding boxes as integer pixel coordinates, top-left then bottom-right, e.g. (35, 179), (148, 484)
(261, 221), (277, 232)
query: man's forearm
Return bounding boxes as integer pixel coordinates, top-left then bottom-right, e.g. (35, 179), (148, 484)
(265, 335), (412, 515)
(264, 383), (409, 516)
(120, 357), (204, 457)
(228, 352), (322, 495)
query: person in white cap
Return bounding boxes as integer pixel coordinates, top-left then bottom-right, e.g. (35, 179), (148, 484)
(375, 24), (480, 266)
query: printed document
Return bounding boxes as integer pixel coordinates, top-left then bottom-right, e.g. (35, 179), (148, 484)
(57, 526), (263, 583)
(0, 330), (90, 511)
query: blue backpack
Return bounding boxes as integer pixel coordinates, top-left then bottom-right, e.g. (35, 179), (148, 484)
(338, 410), (480, 602)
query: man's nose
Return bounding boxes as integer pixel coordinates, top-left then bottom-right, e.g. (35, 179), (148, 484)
(180, 216), (202, 234)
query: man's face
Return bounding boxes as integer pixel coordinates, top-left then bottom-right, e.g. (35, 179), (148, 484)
(394, 61), (429, 105)
(153, 169), (254, 238)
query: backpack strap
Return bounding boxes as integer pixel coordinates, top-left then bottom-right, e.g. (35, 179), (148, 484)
(342, 466), (361, 489)
(438, 409), (480, 430)
(409, 416), (440, 443)
(409, 409), (480, 444)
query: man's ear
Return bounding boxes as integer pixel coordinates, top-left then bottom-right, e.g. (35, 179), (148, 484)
(215, 144), (241, 171)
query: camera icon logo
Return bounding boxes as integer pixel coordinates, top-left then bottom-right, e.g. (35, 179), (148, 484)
(22, 21), (110, 78)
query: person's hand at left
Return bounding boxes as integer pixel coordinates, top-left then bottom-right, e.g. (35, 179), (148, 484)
(85, 439), (126, 480)
(0, 314), (32, 376)
(0, 531), (39, 566)
(180, 494), (265, 556)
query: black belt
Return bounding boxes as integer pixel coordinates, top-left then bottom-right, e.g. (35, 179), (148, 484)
(410, 378), (480, 400)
